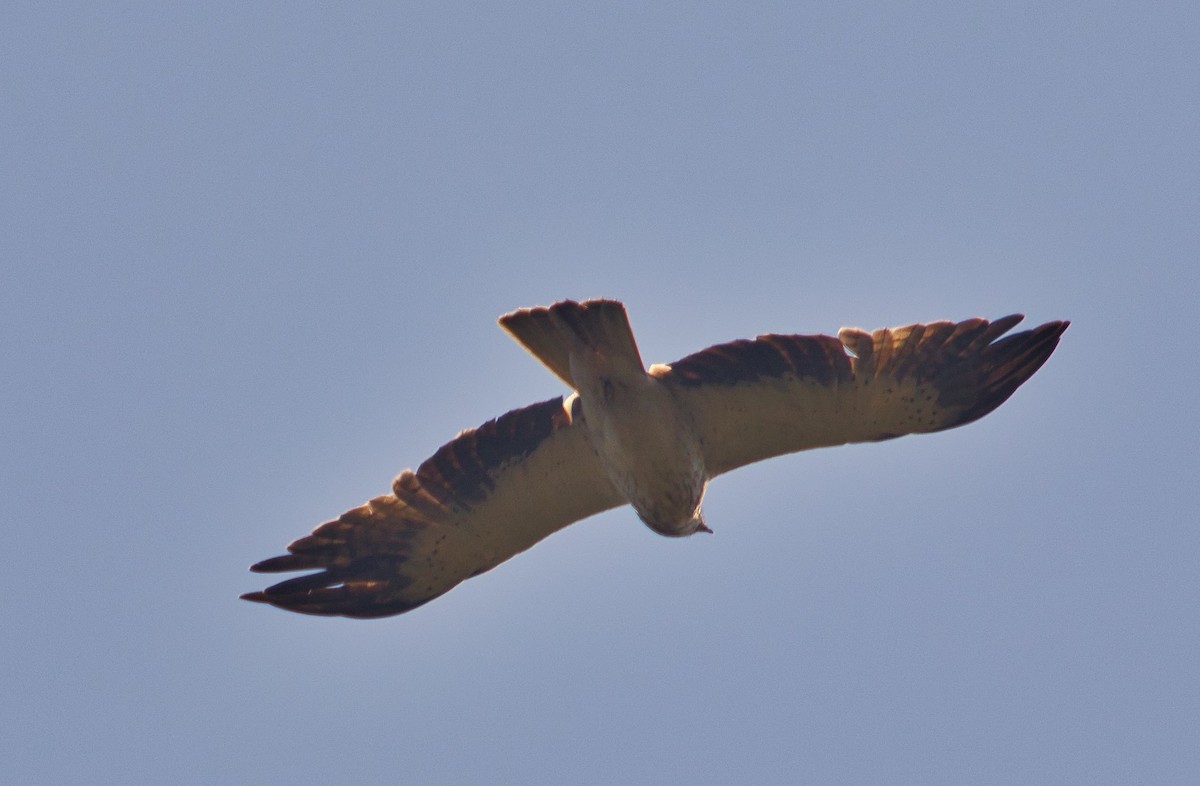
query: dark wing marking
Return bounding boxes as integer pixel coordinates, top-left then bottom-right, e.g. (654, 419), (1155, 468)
(667, 331), (853, 389)
(242, 396), (624, 618)
(659, 315), (1067, 477)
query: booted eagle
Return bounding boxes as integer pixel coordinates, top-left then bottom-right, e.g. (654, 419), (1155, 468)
(243, 300), (1067, 618)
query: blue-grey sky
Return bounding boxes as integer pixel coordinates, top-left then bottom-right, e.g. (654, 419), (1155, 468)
(4, 3), (1197, 784)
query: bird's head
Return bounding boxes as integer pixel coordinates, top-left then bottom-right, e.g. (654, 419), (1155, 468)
(640, 507), (712, 538)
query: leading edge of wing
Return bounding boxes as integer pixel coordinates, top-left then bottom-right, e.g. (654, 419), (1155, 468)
(241, 395), (623, 618)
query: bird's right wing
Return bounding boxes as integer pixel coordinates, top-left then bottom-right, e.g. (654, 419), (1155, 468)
(656, 315), (1068, 478)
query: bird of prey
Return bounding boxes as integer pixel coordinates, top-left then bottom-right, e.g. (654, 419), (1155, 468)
(242, 300), (1067, 618)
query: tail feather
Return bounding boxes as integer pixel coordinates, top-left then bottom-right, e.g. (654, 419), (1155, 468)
(499, 299), (644, 389)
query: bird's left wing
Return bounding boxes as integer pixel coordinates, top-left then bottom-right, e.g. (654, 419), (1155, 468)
(242, 396), (624, 618)
(656, 315), (1067, 478)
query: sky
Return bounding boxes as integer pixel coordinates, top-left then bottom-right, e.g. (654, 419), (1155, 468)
(3, 2), (1197, 783)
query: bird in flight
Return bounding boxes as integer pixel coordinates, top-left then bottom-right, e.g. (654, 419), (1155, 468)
(242, 300), (1067, 618)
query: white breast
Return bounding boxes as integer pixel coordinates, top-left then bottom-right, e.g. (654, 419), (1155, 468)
(572, 370), (706, 535)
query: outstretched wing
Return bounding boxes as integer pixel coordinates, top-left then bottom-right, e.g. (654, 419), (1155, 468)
(242, 396), (624, 618)
(658, 315), (1068, 477)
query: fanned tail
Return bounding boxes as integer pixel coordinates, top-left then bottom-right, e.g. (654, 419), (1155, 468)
(499, 299), (644, 389)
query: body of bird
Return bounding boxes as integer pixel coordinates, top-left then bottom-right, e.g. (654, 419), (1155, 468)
(242, 299), (1067, 618)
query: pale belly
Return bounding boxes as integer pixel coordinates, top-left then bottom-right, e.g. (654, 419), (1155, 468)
(576, 375), (706, 535)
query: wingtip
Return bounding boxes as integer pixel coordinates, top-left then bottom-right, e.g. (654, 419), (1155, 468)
(248, 554), (297, 573)
(943, 315), (1069, 429)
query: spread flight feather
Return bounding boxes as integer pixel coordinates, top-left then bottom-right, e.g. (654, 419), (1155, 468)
(243, 300), (1067, 618)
